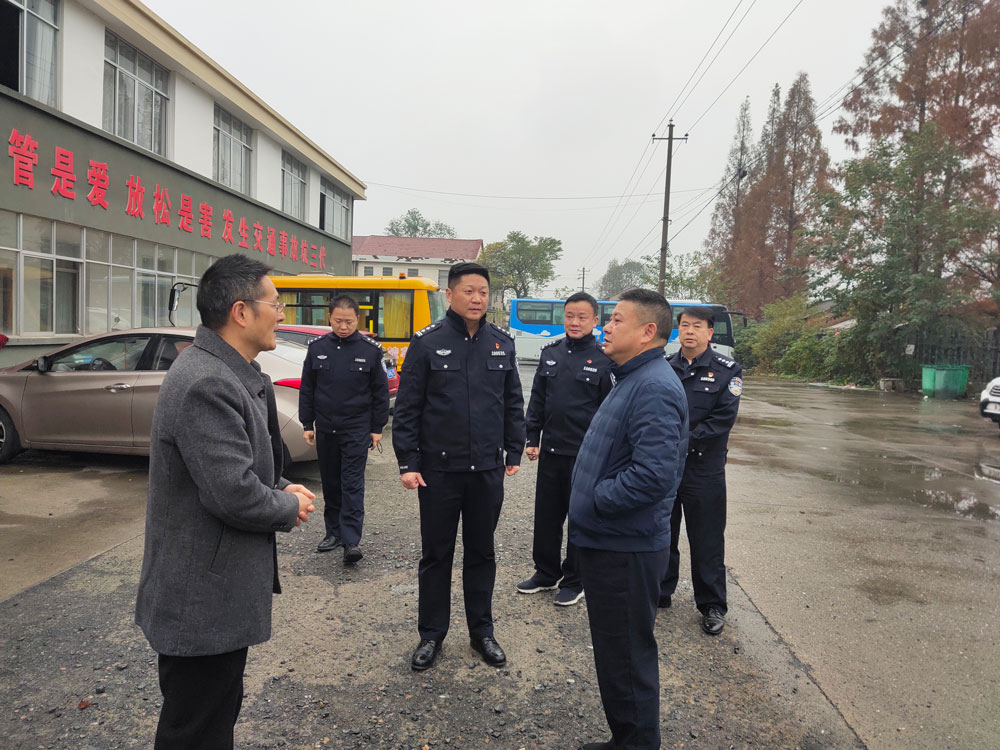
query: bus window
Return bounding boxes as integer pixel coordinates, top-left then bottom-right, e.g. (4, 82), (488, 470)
(516, 301), (554, 324)
(380, 290), (413, 339)
(428, 289), (447, 322)
(599, 302), (616, 325)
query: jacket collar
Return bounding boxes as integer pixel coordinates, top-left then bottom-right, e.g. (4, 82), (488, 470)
(331, 330), (363, 344)
(610, 346), (665, 380)
(565, 332), (596, 353)
(193, 326), (266, 396)
(445, 307), (487, 337)
(672, 345), (714, 371)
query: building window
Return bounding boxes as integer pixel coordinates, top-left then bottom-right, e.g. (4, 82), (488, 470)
(282, 151), (306, 220)
(318, 178), (352, 242)
(407, 268), (419, 278)
(0, 0), (58, 108)
(102, 30), (168, 155)
(213, 104), (252, 194)
(363, 266), (374, 277)
(437, 269), (449, 289)
(0, 211), (212, 339)
(382, 266), (392, 276)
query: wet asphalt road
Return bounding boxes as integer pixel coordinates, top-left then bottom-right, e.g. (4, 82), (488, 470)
(1, 374), (999, 748)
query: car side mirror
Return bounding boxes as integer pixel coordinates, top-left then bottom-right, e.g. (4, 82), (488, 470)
(36, 356), (50, 372)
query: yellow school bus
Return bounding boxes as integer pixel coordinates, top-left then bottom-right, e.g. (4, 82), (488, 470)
(271, 275), (447, 366)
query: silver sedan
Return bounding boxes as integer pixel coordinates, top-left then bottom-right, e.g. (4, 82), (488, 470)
(0, 328), (316, 464)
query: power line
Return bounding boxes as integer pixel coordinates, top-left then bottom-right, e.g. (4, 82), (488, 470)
(600, 0), (959, 280)
(686, 0), (808, 133)
(582, 0), (759, 271)
(654, 0), (752, 132)
(366, 181), (712, 200)
(668, 0), (761, 124)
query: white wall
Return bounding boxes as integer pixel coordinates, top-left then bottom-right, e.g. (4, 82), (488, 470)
(255, 132), (282, 211)
(170, 75), (213, 178)
(305, 166), (320, 227)
(60, 1), (106, 128)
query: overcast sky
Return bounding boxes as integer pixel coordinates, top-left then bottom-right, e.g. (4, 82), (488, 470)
(145, 0), (887, 296)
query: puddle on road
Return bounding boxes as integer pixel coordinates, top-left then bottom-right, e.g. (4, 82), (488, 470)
(732, 422), (1000, 521)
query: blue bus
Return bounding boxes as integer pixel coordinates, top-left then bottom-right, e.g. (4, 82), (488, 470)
(509, 297), (738, 361)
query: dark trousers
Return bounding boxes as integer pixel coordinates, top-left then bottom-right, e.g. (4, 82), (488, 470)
(417, 467), (505, 642)
(155, 647), (248, 750)
(661, 462), (727, 614)
(316, 429), (369, 546)
(579, 547), (667, 750)
(532, 451), (580, 589)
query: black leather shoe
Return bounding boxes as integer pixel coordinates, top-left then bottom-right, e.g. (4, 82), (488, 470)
(411, 639), (441, 671)
(579, 742), (615, 750)
(343, 545), (363, 564)
(657, 595), (672, 609)
(470, 636), (507, 667)
(701, 607), (726, 635)
(316, 534), (341, 553)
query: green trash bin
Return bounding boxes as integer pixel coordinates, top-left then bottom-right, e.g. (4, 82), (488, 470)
(922, 364), (970, 397)
(921, 365), (937, 396)
(934, 365), (970, 398)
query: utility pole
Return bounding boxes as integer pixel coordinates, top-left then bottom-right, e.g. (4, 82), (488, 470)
(578, 267), (588, 291)
(652, 122), (688, 295)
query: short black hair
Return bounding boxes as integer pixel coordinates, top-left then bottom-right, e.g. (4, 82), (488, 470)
(618, 288), (673, 343)
(448, 261), (490, 288)
(678, 305), (715, 328)
(564, 291), (598, 316)
(329, 294), (360, 317)
(197, 254), (273, 331)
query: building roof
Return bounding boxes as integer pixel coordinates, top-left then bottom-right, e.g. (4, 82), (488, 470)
(352, 236), (483, 261)
(94, 0), (366, 199)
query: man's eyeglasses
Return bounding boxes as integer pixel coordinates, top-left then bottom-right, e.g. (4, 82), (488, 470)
(244, 299), (286, 313)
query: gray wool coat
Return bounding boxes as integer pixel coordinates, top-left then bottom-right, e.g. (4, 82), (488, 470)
(135, 326), (300, 657)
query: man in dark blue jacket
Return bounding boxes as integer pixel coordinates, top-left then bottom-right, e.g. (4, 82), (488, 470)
(659, 306), (742, 636)
(393, 262), (526, 672)
(569, 288), (688, 750)
(518, 292), (612, 606)
(300, 295), (390, 564)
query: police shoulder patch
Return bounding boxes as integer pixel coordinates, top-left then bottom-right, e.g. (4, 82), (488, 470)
(361, 335), (383, 349)
(414, 322), (442, 338)
(490, 322), (514, 340)
(728, 376), (743, 396)
(542, 337), (563, 349)
(714, 354), (737, 369)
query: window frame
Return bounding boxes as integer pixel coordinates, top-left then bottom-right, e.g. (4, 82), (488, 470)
(318, 177), (352, 241)
(213, 103), (253, 195)
(2, 0), (59, 108)
(281, 151), (307, 220)
(102, 29), (169, 156)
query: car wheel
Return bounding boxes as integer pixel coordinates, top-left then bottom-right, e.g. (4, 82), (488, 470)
(0, 408), (23, 464)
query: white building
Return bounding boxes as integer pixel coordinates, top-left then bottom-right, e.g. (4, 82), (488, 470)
(352, 235), (484, 290)
(0, 0), (365, 365)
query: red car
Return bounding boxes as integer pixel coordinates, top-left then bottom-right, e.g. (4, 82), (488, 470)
(274, 325), (400, 398)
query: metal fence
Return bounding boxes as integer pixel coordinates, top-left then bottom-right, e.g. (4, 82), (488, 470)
(908, 329), (1000, 385)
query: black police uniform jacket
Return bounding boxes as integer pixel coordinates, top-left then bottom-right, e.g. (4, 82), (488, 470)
(524, 333), (613, 456)
(299, 330), (390, 434)
(393, 308), (526, 473)
(667, 346), (742, 462)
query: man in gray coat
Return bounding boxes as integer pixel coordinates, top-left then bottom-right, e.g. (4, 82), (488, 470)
(136, 254), (316, 749)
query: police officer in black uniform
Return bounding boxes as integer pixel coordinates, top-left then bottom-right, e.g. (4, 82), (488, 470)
(300, 295), (390, 564)
(517, 292), (612, 606)
(659, 305), (742, 635)
(393, 262), (525, 671)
